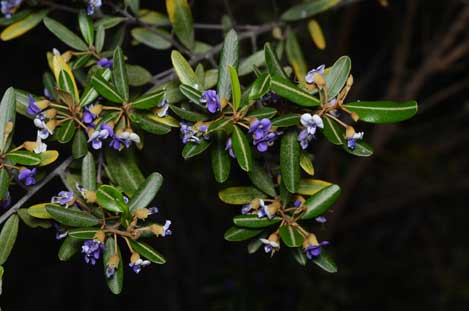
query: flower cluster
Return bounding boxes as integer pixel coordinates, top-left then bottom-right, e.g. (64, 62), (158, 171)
(179, 122), (209, 144)
(297, 113), (323, 149)
(86, 0), (102, 15)
(200, 90), (221, 113)
(1, 0), (21, 18)
(82, 239), (105, 265)
(248, 118), (282, 152)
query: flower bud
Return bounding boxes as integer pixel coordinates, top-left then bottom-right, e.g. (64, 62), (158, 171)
(62, 51), (73, 62)
(314, 73), (326, 87)
(134, 208), (149, 220)
(85, 191), (96, 203)
(89, 104), (103, 116)
(250, 198), (262, 210)
(5, 121), (13, 136)
(220, 97), (229, 109)
(94, 230), (106, 243)
(130, 252), (141, 264)
(267, 201), (281, 216)
(36, 100), (50, 110)
(267, 232), (280, 245)
(302, 233), (319, 249)
(150, 224), (164, 236)
(345, 125), (356, 138)
(45, 108), (57, 119)
(46, 119), (57, 132)
(108, 254), (120, 267)
(350, 112), (359, 122)
(24, 141), (37, 152)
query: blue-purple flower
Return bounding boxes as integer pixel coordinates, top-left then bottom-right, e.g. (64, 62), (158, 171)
(305, 64), (325, 85)
(105, 255), (119, 278)
(51, 191), (74, 207)
(253, 131), (282, 152)
(249, 118), (272, 140)
(109, 131), (141, 150)
(82, 104), (101, 124)
(346, 132), (364, 150)
(225, 137), (235, 158)
(81, 239), (105, 265)
(33, 113), (54, 139)
(88, 123), (113, 150)
(87, 0), (102, 15)
(297, 113), (323, 149)
(260, 233), (280, 254)
(150, 220), (172, 237)
(257, 201), (280, 220)
(27, 95), (41, 115)
(1, 0), (22, 18)
(179, 122), (209, 144)
(315, 216), (327, 223)
(54, 224), (68, 240)
(18, 168), (36, 186)
(303, 234), (329, 259)
(294, 199), (302, 208)
(200, 90), (221, 113)
(97, 57), (113, 69)
(155, 99), (169, 117)
(241, 199), (265, 215)
(129, 257), (151, 274)
(1, 192), (11, 209)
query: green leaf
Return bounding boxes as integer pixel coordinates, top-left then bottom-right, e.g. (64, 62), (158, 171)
(224, 226), (262, 242)
(271, 75), (320, 107)
(271, 113), (300, 127)
(58, 236), (82, 261)
(231, 125), (253, 172)
(91, 74), (123, 103)
(72, 54), (92, 70)
(132, 91), (164, 109)
(43, 17), (88, 51)
(96, 185), (128, 213)
(312, 250), (338, 273)
(0, 9), (49, 41)
(5, 151), (41, 166)
(297, 179), (331, 196)
(13, 88), (31, 118)
(286, 29), (307, 82)
(78, 9), (94, 46)
(179, 84), (203, 107)
(302, 184), (341, 220)
(246, 107), (277, 119)
(238, 50), (265, 76)
(247, 162), (276, 197)
(131, 27), (171, 50)
(68, 227), (99, 239)
(217, 30), (239, 102)
(46, 204), (99, 227)
(112, 47), (129, 101)
(82, 152), (96, 191)
(207, 118), (233, 133)
(322, 115), (345, 145)
(233, 214), (281, 228)
(0, 168), (9, 201)
(171, 50), (200, 87)
(249, 73), (271, 100)
(218, 186), (266, 205)
(279, 225), (304, 247)
(125, 0), (140, 14)
(229, 65), (241, 110)
(169, 104), (208, 122)
(280, 131), (301, 193)
(343, 141), (374, 157)
(211, 133), (231, 183)
(166, 0), (194, 48)
(300, 152), (315, 176)
(325, 56), (351, 99)
(0, 87), (16, 153)
(27, 203), (52, 219)
(128, 172), (163, 212)
(72, 130), (87, 159)
(0, 214), (19, 265)
(281, 0), (340, 21)
(103, 237), (124, 294)
(247, 233), (267, 254)
(56, 119), (76, 144)
(128, 240), (166, 264)
(344, 100), (418, 124)
(138, 9), (169, 26)
(95, 25), (105, 53)
(18, 208), (50, 228)
(95, 17), (127, 29)
(292, 248), (307, 266)
(80, 68), (112, 107)
(182, 140), (212, 159)
(264, 42), (287, 79)
(105, 148), (145, 195)
(127, 64), (152, 87)
(129, 113), (172, 135)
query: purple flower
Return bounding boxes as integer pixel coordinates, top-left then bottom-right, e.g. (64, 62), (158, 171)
(105, 264), (116, 278)
(51, 191), (74, 206)
(200, 90), (221, 113)
(249, 118), (272, 140)
(253, 131), (282, 152)
(294, 200), (302, 208)
(87, 0), (102, 15)
(259, 237), (280, 254)
(83, 106), (97, 124)
(43, 88), (51, 99)
(18, 168), (37, 186)
(33, 113), (53, 139)
(97, 57), (113, 69)
(315, 216), (327, 223)
(88, 123), (113, 150)
(305, 64), (325, 85)
(1, 192), (11, 209)
(260, 91), (281, 105)
(346, 132), (364, 150)
(179, 122), (209, 144)
(148, 207), (159, 215)
(241, 199), (265, 215)
(156, 99), (169, 117)
(298, 113), (323, 150)
(81, 239), (105, 265)
(304, 241), (329, 259)
(162, 220), (172, 237)
(27, 95), (41, 116)
(129, 258), (151, 274)
(109, 131), (140, 151)
(1, 0), (22, 18)
(225, 137), (235, 158)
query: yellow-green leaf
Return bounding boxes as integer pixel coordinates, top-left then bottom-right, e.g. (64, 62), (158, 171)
(308, 19), (326, 50)
(0, 9), (49, 41)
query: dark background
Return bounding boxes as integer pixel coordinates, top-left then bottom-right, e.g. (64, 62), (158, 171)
(1, 0), (469, 310)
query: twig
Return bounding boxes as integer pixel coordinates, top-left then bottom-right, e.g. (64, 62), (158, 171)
(0, 156), (73, 225)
